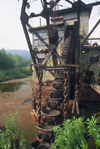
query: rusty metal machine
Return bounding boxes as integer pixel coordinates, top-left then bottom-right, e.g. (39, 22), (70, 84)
(20, 0), (100, 148)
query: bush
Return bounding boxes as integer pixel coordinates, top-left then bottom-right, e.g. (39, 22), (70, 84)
(0, 71), (6, 82)
(0, 48), (31, 82)
(0, 67), (29, 82)
(52, 114), (100, 149)
(20, 67), (30, 76)
(0, 111), (30, 149)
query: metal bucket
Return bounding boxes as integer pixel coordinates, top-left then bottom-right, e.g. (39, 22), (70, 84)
(46, 97), (63, 110)
(41, 109), (60, 125)
(37, 123), (55, 143)
(54, 74), (64, 80)
(53, 80), (64, 89)
(31, 140), (51, 149)
(49, 88), (63, 98)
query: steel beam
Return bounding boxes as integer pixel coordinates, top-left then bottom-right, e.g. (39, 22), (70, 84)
(82, 19), (100, 46)
(42, 0), (49, 28)
(55, 0), (61, 3)
(86, 1), (100, 9)
(30, 64), (79, 68)
(44, 67), (68, 70)
(77, 0), (81, 64)
(29, 11), (46, 19)
(65, 0), (73, 5)
(20, 0), (39, 78)
(55, 52), (65, 65)
(27, 24), (49, 48)
(32, 50), (48, 54)
(41, 50), (53, 65)
(88, 38), (100, 40)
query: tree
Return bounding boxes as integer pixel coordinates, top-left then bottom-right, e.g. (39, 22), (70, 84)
(0, 48), (8, 69)
(7, 53), (15, 68)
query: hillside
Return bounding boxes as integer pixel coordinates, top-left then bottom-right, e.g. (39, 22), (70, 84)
(5, 50), (31, 59)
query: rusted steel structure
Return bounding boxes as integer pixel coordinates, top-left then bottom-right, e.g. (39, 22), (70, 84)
(20, 0), (100, 148)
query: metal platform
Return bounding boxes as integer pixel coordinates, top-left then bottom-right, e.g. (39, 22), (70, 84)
(80, 85), (100, 101)
(90, 84), (100, 95)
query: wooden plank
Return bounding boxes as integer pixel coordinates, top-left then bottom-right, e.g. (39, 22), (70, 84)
(30, 64), (79, 67)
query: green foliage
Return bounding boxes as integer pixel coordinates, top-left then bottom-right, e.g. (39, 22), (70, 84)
(52, 117), (88, 149)
(86, 114), (100, 148)
(13, 54), (31, 68)
(7, 53), (15, 69)
(0, 68), (27, 82)
(0, 48), (31, 69)
(20, 67), (30, 76)
(0, 48), (31, 82)
(52, 115), (100, 149)
(0, 71), (5, 81)
(0, 49), (15, 69)
(0, 111), (30, 149)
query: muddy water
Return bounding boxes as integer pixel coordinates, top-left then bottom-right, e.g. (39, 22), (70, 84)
(0, 82), (29, 92)
(0, 77), (37, 143)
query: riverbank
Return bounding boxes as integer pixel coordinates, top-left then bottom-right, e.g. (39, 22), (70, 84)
(0, 76), (37, 144)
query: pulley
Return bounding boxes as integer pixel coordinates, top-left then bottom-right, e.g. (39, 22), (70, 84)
(48, 28), (59, 45)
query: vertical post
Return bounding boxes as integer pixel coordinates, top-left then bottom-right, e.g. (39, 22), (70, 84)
(72, 0), (80, 114)
(39, 18), (41, 26)
(77, 0), (80, 67)
(74, 0), (81, 85)
(43, 0), (49, 29)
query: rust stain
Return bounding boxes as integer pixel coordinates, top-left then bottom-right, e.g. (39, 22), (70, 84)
(33, 82), (53, 97)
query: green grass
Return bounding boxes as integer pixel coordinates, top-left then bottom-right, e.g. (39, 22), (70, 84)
(25, 78), (33, 81)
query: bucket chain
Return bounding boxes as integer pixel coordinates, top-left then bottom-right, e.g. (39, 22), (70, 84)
(38, 70), (43, 123)
(63, 70), (69, 119)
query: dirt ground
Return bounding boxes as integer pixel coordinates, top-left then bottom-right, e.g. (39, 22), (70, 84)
(0, 76), (38, 144)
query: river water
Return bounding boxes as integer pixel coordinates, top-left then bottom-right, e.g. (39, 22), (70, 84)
(0, 82), (29, 92)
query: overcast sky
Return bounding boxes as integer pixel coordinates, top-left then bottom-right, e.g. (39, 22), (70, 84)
(0, 0), (100, 51)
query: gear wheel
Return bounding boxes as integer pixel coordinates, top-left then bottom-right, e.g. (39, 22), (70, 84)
(61, 30), (73, 118)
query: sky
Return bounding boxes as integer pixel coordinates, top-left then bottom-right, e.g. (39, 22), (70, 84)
(0, 0), (100, 51)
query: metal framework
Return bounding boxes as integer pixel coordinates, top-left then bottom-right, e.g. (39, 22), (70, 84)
(20, 0), (100, 77)
(20, 0), (100, 127)
(20, 0), (100, 148)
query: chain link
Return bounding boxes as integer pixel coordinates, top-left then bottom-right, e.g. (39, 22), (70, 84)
(63, 70), (69, 119)
(37, 70), (43, 123)
(72, 86), (80, 114)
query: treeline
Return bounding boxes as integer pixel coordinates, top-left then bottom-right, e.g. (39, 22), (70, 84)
(0, 49), (32, 82)
(0, 49), (31, 69)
